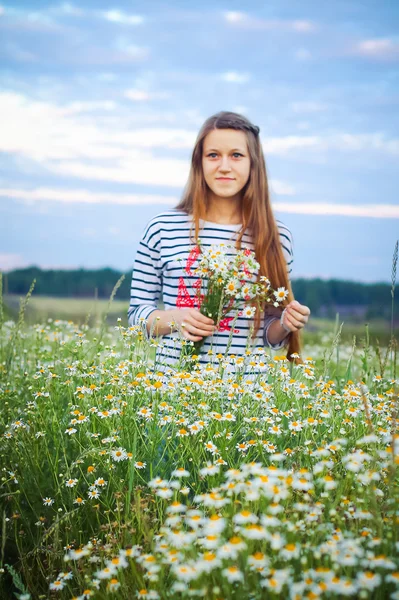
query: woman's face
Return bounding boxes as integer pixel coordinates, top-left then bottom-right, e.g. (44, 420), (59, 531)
(202, 128), (251, 201)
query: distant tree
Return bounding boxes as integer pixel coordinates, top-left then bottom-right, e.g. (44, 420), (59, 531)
(2, 267), (398, 322)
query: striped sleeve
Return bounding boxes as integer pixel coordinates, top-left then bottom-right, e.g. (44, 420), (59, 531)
(263, 224), (294, 349)
(127, 221), (162, 327)
(277, 221), (294, 276)
(263, 305), (291, 350)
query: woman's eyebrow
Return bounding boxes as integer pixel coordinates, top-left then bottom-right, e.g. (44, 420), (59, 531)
(205, 148), (246, 152)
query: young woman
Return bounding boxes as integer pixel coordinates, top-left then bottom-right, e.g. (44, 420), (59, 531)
(128, 111), (310, 367)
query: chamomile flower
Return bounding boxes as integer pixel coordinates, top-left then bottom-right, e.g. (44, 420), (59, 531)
(248, 551), (269, 570)
(106, 555), (128, 570)
(203, 514), (226, 534)
(222, 565), (244, 583)
(172, 563), (198, 582)
(110, 448), (128, 462)
(196, 551), (221, 573)
(322, 475), (337, 490)
(233, 510), (258, 525)
(243, 305), (256, 318)
(66, 546), (91, 560)
(136, 590), (159, 599)
(172, 468), (190, 478)
(87, 488), (100, 499)
(280, 542), (300, 560)
(57, 571), (73, 581)
(204, 441), (218, 454)
(200, 463), (220, 476)
(176, 428), (189, 437)
(94, 478), (107, 487)
(49, 579), (65, 591)
(156, 487), (173, 499)
(65, 478), (78, 488)
(356, 571), (381, 590)
(273, 287), (289, 302)
(95, 566), (116, 580)
(241, 524), (267, 540)
(166, 501), (187, 514)
(107, 579), (121, 592)
(226, 278), (239, 295)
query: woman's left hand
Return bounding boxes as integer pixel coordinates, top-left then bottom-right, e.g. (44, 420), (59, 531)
(281, 300), (310, 332)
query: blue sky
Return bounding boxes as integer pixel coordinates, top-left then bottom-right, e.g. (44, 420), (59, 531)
(0, 0), (398, 283)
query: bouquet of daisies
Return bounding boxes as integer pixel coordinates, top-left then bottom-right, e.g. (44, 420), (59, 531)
(183, 242), (288, 355)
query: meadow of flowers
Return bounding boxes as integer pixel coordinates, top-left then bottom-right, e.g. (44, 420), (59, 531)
(0, 285), (398, 599)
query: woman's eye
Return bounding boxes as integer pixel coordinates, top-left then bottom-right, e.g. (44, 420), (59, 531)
(207, 153), (243, 158)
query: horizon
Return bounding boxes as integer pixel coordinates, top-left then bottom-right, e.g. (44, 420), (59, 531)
(1, 263), (395, 287)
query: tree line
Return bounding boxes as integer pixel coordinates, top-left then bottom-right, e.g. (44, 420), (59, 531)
(2, 266), (398, 321)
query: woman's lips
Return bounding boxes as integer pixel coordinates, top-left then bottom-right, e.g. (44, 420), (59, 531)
(216, 177), (234, 181)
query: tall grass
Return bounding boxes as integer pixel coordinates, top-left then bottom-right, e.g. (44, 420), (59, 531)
(391, 240), (398, 379)
(0, 278), (397, 599)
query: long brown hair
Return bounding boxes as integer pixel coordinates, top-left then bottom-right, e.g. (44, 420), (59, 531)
(175, 111), (302, 362)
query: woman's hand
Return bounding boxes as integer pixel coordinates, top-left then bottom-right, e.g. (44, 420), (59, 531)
(281, 300), (310, 332)
(170, 308), (216, 342)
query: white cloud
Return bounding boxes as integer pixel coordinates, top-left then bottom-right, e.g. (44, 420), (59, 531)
(0, 178), (289, 207)
(223, 11), (317, 33)
(1, 189), (398, 218)
(350, 38), (399, 61)
(296, 121), (311, 131)
(263, 135), (320, 154)
(232, 105), (249, 114)
(96, 73), (117, 82)
(224, 11), (246, 23)
(351, 256), (381, 266)
(0, 187), (177, 205)
(291, 101), (329, 113)
(269, 181), (296, 196)
(292, 21), (315, 33)
(0, 92), (196, 165)
(118, 44), (149, 60)
(101, 10), (144, 25)
(124, 89), (171, 102)
(124, 89), (151, 102)
(0, 6), (59, 30)
(274, 202), (399, 219)
(1, 92), (399, 192)
(220, 71), (250, 84)
(263, 133), (399, 157)
(4, 43), (37, 62)
(294, 48), (312, 61)
(80, 226), (97, 237)
(0, 253), (26, 271)
(63, 101), (117, 114)
(56, 3), (84, 17)
(108, 226), (120, 236)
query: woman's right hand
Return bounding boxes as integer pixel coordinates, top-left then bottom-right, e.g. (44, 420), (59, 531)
(170, 308), (216, 342)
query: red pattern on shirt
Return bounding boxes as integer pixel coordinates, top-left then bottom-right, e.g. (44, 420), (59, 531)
(218, 316), (240, 334)
(176, 277), (201, 309)
(185, 245), (200, 276)
(175, 248), (241, 334)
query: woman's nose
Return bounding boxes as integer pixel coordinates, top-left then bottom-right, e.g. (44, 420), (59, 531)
(220, 156), (231, 171)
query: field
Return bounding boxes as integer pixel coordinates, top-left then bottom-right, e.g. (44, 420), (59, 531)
(3, 293), (397, 345)
(0, 288), (398, 599)
(3, 294), (127, 327)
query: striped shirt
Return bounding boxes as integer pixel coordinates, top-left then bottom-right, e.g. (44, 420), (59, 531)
(128, 209), (293, 367)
